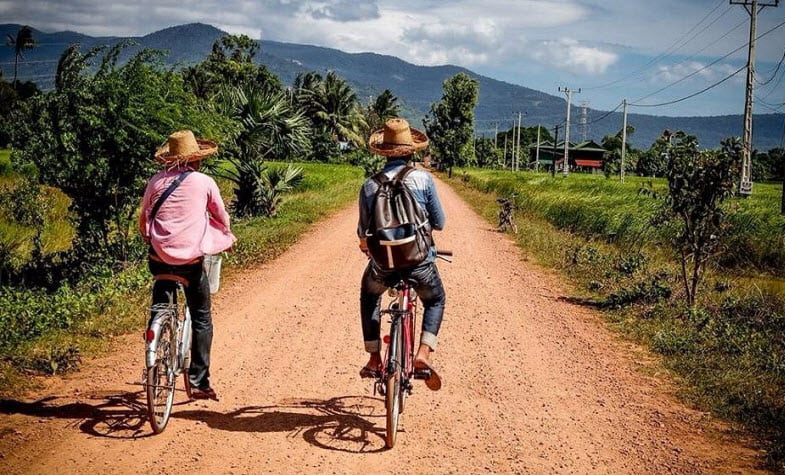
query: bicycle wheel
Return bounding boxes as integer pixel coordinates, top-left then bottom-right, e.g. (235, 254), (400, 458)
(510, 220), (518, 234)
(146, 318), (176, 434)
(385, 320), (403, 448)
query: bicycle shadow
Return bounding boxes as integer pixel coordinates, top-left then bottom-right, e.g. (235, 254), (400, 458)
(0, 389), (154, 439)
(175, 395), (388, 453)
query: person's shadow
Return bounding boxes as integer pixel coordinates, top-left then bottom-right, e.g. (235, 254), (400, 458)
(0, 389), (155, 439)
(175, 395), (388, 453)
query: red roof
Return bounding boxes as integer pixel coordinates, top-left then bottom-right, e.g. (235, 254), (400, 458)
(575, 159), (602, 168)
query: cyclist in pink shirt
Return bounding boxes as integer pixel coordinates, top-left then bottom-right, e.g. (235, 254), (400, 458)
(139, 130), (236, 400)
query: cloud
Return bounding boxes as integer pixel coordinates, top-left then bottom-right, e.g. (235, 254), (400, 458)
(653, 61), (743, 83)
(309, 1), (380, 22)
(530, 38), (618, 75)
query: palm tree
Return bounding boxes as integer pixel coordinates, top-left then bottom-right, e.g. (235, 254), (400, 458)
(215, 86), (311, 216)
(366, 89), (401, 133)
(293, 71), (366, 146)
(316, 71), (366, 146)
(6, 26), (35, 88)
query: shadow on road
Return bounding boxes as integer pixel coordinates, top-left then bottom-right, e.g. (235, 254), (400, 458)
(175, 395), (388, 453)
(0, 389), (153, 439)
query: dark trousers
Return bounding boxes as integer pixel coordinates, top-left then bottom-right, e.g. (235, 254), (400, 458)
(148, 258), (213, 390)
(360, 259), (446, 352)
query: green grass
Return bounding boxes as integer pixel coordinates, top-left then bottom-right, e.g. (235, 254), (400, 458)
(0, 162), (364, 395)
(0, 150), (11, 177)
(447, 168), (785, 470)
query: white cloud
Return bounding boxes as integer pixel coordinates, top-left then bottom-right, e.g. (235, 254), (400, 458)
(530, 38), (618, 75)
(653, 61), (743, 83)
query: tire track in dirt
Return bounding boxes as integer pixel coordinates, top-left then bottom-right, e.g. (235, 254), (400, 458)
(0, 173), (764, 473)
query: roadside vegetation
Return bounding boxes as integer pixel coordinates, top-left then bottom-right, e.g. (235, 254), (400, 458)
(448, 162), (785, 468)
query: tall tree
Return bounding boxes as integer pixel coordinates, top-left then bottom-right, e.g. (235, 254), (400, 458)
(423, 72), (479, 177)
(365, 89), (401, 133)
(293, 71), (366, 158)
(6, 25), (35, 88)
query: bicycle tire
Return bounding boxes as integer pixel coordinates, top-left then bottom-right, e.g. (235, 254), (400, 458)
(511, 220), (518, 234)
(385, 320), (402, 448)
(146, 318), (176, 434)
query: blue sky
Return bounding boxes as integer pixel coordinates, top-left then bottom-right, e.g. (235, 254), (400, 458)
(2, 0), (784, 117)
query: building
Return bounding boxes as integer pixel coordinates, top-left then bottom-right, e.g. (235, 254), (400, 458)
(528, 140), (606, 173)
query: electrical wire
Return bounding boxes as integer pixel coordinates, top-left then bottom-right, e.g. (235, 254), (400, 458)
(583, 0), (730, 91)
(756, 46), (785, 86)
(582, 101), (624, 126)
(631, 65), (745, 107)
(631, 17), (785, 105)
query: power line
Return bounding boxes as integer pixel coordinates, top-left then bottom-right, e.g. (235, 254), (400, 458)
(583, 101), (624, 125)
(630, 64), (746, 107)
(631, 17), (785, 104)
(583, 0), (730, 91)
(756, 45), (785, 85)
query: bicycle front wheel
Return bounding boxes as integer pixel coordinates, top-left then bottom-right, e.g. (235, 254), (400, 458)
(146, 319), (176, 434)
(385, 321), (403, 448)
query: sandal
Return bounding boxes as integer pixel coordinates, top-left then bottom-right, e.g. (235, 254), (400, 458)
(359, 366), (381, 379)
(413, 359), (442, 391)
(191, 387), (219, 401)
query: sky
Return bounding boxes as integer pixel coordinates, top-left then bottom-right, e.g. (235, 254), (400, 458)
(2, 0), (784, 117)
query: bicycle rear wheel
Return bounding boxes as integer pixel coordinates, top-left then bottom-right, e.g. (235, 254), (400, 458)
(146, 318), (176, 434)
(385, 320), (403, 448)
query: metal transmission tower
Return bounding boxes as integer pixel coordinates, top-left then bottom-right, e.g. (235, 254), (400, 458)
(558, 87), (581, 177)
(579, 101), (590, 142)
(731, 0), (780, 196)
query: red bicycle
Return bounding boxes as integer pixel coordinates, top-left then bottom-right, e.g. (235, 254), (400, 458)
(375, 249), (452, 448)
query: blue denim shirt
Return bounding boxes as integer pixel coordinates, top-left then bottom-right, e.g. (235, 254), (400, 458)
(358, 160), (446, 262)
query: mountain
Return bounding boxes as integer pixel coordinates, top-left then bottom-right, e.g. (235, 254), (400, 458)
(1, 23), (782, 150)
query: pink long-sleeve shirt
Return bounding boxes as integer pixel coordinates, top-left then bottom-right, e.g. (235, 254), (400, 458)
(139, 168), (236, 265)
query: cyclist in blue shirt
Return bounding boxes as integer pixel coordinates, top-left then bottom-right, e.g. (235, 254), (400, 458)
(357, 118), (447, 391)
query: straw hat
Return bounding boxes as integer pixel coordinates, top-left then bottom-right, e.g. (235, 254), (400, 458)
(155, 130), (218, 164)
(368, 118), (429, 157)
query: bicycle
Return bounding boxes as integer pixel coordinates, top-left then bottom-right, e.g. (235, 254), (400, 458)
(497, 194), (518, 234)
(143, 273), (192, 434)
(374, 249), (452, 448)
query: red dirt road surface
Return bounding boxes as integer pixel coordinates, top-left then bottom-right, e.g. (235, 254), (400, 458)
(0, 177), (764, 473)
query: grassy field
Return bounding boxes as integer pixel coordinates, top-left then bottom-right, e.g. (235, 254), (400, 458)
(0, 162), (364, 394)
(448, 168), (785, 469)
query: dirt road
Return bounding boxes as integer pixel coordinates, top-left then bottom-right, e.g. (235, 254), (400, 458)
(0, 177), (763, 473)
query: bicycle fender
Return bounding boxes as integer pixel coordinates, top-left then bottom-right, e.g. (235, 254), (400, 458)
(145, 312), (169, 368)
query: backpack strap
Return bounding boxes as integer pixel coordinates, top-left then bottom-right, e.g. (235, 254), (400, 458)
(149, 170), (193, 223)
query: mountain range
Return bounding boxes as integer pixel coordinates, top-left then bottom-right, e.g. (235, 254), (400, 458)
(1, 22), (782, 150)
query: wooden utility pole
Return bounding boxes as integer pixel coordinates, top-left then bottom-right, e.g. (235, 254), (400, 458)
(515, 112), (522, 172)
(535, 125), (541, 172)
(731, 0), (780, 195)
(559, 87), (580, 177)
(552, 124), (561, 178)
(620, 99), (629, 182)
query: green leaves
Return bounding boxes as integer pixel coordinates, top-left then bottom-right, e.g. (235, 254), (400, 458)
(424, 73), (479, 170)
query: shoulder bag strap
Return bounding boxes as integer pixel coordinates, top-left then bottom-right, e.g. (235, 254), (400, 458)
(149, 170), (193, 223)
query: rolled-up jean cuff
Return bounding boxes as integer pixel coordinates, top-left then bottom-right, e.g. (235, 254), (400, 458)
(364, 340), (380, 353)
(420, 332), (438, 351)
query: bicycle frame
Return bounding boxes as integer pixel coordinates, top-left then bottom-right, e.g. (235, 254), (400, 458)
(145, 283), (191, 373)
(381, 281), (417, 385)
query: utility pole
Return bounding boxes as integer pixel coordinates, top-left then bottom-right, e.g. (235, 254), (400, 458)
(535, 125), (541, 172)
(503, 136), (508, 169)
(516, 112), (523, 171)
(731, 0), (780, 196)
(494, 123), (498, 148)
(620, 99), (629, 183)
(558, 87), (580, 177)
(551, 124), (560, 178)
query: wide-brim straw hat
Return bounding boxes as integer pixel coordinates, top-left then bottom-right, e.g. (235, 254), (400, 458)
(369, 118), (429, 157)
(155, 130), (218, 164)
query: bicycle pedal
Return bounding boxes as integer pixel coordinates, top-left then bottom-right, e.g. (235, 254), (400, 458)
(412, 369), (431, 380)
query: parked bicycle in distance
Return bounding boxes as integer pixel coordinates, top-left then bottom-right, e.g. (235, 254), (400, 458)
(374, 249), (452, 448)
(143, 273), (193, 434)
(497, 194), (518, 234)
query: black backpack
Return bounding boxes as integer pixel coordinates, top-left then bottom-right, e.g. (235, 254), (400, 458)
(365, 166), (433, 270)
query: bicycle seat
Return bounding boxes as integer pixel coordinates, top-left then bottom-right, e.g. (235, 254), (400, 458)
(153, 273), (190, 287)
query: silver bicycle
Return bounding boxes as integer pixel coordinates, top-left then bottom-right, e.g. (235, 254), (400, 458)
(143, 273), (192, 434)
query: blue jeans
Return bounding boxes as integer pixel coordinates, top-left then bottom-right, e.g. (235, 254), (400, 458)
(360, 260), (446, 353)
(148, 258), (212, 391)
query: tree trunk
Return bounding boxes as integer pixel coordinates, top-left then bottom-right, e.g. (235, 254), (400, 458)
(13, 54), (18, 88)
